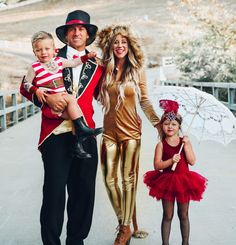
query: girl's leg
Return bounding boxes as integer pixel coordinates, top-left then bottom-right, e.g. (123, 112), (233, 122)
(161, 199), (175, 245)
(177, 202), (190, 245)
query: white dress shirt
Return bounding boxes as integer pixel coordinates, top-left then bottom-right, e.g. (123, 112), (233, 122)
(53, 46), (86, 135)
(67, 46), (86, 94)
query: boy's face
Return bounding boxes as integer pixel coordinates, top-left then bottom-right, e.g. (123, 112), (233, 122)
(162, 119), (180, 137)
(33, 38), (55, 63)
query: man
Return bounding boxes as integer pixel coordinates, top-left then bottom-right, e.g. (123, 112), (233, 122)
(20, 10), (103, 245)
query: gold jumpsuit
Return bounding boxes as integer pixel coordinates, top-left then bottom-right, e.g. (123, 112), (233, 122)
(101, 72), (160, 225)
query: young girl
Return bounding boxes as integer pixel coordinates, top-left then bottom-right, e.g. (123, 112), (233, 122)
(144, 99), (207, 245)
(23, 31), (102, 158)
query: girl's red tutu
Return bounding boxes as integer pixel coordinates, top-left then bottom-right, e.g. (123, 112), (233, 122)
(144, 170), (207, 203)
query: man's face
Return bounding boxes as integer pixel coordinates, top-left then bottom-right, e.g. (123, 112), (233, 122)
(66, 24), (89, 51)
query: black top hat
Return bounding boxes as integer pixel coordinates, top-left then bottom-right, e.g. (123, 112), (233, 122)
(56, 10), (98, 46)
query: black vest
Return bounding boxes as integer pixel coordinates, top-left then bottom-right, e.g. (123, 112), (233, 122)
(57, 46), (97, 97)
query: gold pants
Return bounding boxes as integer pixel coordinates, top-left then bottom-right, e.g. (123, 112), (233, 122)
(101, 137), (140, 226)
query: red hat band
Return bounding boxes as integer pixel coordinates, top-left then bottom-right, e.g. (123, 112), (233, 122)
(66, 19), (87, 25)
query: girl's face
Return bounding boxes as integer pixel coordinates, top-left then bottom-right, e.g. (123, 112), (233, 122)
(162, 119), (180, 137)
(33, 38), (55, 63)
(113, 34), (129, 60)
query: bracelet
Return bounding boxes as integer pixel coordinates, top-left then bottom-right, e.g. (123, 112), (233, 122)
(80, 54), (89, 63)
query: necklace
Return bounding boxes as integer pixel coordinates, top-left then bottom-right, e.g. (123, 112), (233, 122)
(43, 60), (58, 73)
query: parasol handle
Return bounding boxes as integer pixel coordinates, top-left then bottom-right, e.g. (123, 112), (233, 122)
(171, 109), (199, 171)
(171, 142), (184, 171)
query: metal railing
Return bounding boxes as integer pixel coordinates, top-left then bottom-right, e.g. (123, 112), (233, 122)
(0, 90), (39, 132)
(155, 57), (236, 114)
(1, 80), (236, 132)
(161, 80), (236, 113)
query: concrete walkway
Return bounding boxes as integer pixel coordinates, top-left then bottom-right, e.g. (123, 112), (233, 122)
(0, 96), (236, 245)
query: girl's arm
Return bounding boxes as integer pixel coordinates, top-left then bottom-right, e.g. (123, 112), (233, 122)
(61, 52), (97, 68)
(183, 136), (196, 165)
(154, 142), (177, 170)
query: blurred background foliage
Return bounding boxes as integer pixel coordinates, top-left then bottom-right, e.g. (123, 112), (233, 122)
(168, 0), (236, 84)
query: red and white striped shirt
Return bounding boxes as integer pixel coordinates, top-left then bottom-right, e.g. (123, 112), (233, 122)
(32, 56), (65, 93)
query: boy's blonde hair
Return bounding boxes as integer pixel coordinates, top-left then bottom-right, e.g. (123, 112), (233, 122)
(31, 31), (54, 49)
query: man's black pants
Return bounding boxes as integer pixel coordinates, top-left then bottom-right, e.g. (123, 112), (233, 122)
(40, 132), (98, 245)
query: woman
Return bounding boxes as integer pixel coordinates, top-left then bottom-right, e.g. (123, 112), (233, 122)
(97, 25), (160, 245)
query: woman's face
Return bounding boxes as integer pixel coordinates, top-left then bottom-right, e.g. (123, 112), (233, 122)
(113, 34), (129, 60)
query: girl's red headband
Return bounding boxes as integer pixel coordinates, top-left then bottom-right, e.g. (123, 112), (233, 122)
(159, 100), (182, 124)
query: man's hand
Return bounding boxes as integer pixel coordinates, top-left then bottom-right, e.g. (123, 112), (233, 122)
(35, 89), (48, 103)
(45, 92), (67, 112)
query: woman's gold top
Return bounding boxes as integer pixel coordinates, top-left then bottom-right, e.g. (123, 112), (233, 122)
(103, 72), (160, 142)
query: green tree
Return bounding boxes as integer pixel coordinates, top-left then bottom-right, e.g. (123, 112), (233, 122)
(168, 0), (236, 83)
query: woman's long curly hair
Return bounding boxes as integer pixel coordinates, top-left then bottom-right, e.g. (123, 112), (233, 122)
(96, 25), (145, 113)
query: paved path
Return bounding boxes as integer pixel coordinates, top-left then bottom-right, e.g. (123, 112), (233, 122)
(0, 94), (236, 245)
